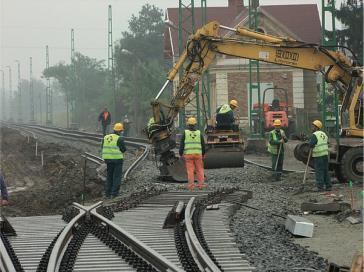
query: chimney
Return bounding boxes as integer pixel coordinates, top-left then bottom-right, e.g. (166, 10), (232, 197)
(228, 0), (244, 15)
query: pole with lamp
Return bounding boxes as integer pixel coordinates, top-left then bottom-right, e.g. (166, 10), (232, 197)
(5, 66), (12, 121)
(0, 70), (5, 120)
(15, 60), (22, 123)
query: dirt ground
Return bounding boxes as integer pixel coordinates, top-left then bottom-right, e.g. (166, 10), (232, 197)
(291, 182), (363, 268)
(0, 127), (103, 216)
(245, 140), (363, 268)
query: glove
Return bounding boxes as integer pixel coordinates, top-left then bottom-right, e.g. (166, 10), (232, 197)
(1, 199), (9, 206)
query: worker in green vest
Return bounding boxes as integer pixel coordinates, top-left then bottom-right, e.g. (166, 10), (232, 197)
(267, 119), (288, 181)
(179, 117), (206, 190)
(309, 120), (331, 192)
(216, 99), (238, 130)
(101, 123), (126, 198)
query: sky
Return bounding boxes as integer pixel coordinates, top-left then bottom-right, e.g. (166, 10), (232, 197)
(0, 0), (343, 81)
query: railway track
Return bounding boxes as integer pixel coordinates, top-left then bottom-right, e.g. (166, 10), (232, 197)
(2, 123), (149, 180)
(2, 122), (305, 174)
(1, 190), (255, 272)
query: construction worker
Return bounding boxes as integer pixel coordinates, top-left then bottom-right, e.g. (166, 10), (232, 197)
(179, 117), (206, 190)
(0, 172), (9, 206)
(216, 99), (239, 130)
(122, 115), (131, 137)
(267, 119), (288, 181)
(146, 116), (157, 138)
(309, 120), (332, 191)
(98, 107), (112, 136)
(101, 123), (126, 198)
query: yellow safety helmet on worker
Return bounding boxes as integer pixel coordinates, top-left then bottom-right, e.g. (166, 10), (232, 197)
(312, 120), (323, 129)
(229, 99), (238, 108)
(187, 117), (197, 126)
(113, 123), (124, 131)
(273, 119), (281, 127)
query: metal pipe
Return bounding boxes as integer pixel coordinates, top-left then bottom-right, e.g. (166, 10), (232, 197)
(155, 80), (170, 100)
(219, 25), (236, 32)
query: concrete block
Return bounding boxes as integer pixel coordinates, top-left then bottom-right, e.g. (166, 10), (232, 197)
(285, 215), (314, 237)
(346, 216), (361, 224)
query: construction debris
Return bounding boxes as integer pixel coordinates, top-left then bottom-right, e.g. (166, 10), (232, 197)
(346, 216), (361, 225)
(285, 215), (314, 238)
(301, 201), (351, 213)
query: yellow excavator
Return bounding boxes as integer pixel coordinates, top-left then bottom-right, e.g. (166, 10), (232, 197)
(148, 21), (363, 182)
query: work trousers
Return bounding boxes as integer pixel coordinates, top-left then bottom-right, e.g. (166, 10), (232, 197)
(102, 124), (109, 136)
(271, 153), (284, 172)
(105, 160), (123, 197)
(184, 154), (204, 183)
(271, 153), (284, 181)
(313, 155), (331, 190)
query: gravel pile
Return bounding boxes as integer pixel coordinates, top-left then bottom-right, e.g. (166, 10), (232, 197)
(205, 166), (327, 272)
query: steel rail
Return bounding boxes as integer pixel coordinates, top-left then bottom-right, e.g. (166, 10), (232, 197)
(0, 236), (17, 272)
(46, 206), (86, 272)
(90, 207), (184, 272)
(5, 123), (150, 179)
(4, 122), (309, 175)
(184, 197), (221, 272)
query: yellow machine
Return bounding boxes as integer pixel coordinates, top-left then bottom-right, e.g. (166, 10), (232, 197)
(148, 21), (363, 182)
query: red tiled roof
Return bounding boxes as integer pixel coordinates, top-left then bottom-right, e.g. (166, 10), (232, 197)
(261, 5), (321, 43)
(164, 4), (321, 59)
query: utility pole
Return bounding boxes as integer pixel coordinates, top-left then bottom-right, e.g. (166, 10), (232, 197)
(29, 57), (35, 123)
(15, 60), (22, 123)
(321, 0), (337, 140)
(45, 45), (53, 125)
(69, 28), (75, 128)
(0, 70), (5, 120)
(200, 0), (211, 128)
(246, 0), (263, 138)
(108, 5), (116, 120)
(39, 93), (42, 124)
(6, 66), (12, 121)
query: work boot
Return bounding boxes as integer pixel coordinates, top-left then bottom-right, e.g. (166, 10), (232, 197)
(197, 182), (207, 190)
(187, 183), (195, 191)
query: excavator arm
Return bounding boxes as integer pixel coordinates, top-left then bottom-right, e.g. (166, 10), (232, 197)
(149, 21), (362, 180)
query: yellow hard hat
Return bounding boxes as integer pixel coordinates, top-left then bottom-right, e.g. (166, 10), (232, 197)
(312, 120), (322, 129)
(113, 122), (124, 131)
(229, 99), (238, 108)
(273, 119), (281, 126)
(187, 117), (197, 125)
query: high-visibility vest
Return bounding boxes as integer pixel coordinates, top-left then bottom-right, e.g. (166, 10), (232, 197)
(102, 134), (124, 160)
(184, 130), (202, 155)
(312, 130), (329, 157)
(218, 104), (232, 114)
(267, 129), (284, 155)
(147, 117), (155, 128)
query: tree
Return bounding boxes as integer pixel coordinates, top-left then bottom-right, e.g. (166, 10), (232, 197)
(43, 53), (110, 128)
(114, 4), (166, 135)
(335, 0), (363, 64)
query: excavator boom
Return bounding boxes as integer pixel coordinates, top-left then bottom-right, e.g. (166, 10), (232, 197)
(149, 21), (363, 182)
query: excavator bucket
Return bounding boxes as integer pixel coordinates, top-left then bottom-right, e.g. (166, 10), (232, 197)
(166, 158), (187, 182)
(204, 130), (245, 169)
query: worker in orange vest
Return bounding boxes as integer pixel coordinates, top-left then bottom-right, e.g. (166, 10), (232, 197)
(179, 117), (207, 190)
(98, 107), (112, 136)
